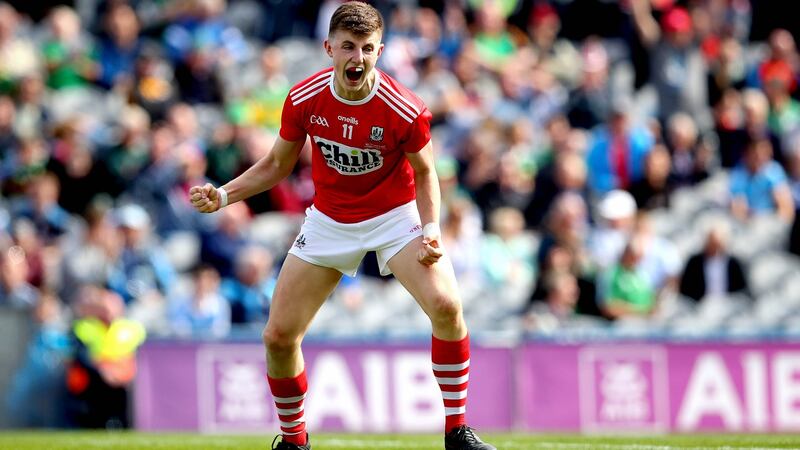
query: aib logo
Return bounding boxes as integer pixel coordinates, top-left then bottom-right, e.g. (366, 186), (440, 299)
(310, 115), (329, 127)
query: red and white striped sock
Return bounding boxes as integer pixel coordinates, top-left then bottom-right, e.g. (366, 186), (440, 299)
(267, 371), (308, 446)
(432, 334), (470, 433)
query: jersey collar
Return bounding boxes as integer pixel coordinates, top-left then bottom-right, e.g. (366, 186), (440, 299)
(329, 69), (381, 105)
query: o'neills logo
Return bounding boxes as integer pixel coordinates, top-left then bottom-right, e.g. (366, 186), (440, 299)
(314, 136), (383, 175)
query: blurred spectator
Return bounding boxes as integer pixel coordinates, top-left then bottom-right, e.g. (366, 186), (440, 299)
(221, 245), (277, 324)
(130, 123), (181, 228)
(107, 204), (176, 304)
(524, 3), (580, 90)
(200, 200), (251, 278)
(13, 74), (51, 140)
(527, 150), (587, 229)
(129, 46), (178, 121)
(61, 199), (121, 296)
(629, 144), (674, 210)
(680, 222), (749, 302)
(599, 235), (656, 319)
(665, 112), (711, 187)
(716, 88), (782, 168)
(586, 101), (654, 194)
(630, 1), (709, 128)
(785, 139), (800, 256)
(523, 271), (580, 333)
(205, 122), (246, 185)
(0, 94), (18, 152)
(565, 37), (615, 130)
(100, 105), (151, 197)
(13, 172), (71, 243)
(162, 0), (247, 68)
(473, 150), (535, 223)
(441, 197), (484, 293)
(0, 244), (39, 308)
(448, 44), (502, 132)
(167, 102), (204, 153)
(2, 134), (50, 199)
(537, 192), (591, 272)
(528, 243), (600, 319)
(168, 264), (230, 338)
(707, 36), (747, 107)
(97, 2), (143, 90)
(41, 7), (98, 90)
(480, 207), (535, 293)
(751, 29), (799, 90)
(47, 125), (105, 215)
(415, 53), (467, 127)
(763, 60), (800, 142)
(729, 136), (794, 222)
(10, 217), (50, 289)
(589, 189), (638, 270)
(66, 285), (146, 428)
(5, 292), (70, 427)
(228, 45), (290, 131)
(635, 213), (682, 296)
(173, 38), (224, 104)
(469, 0), (520, 72)
(0, 2), (39, 94)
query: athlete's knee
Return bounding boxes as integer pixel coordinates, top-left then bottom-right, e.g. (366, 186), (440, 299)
(262, 325), (300, 355)
(427, 291), (463, 324)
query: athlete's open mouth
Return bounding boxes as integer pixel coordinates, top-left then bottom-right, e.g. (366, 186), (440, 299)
(345, 67), (364, 82)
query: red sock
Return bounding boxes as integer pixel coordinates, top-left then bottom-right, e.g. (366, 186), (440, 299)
(432, 334), (470, 433)
(267, 371), (308, 446)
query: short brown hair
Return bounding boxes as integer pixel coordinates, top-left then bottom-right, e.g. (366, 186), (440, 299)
(328, 1), (383, 37)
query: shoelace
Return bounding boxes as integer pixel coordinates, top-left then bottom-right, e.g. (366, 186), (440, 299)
(456, 426), (480, 444)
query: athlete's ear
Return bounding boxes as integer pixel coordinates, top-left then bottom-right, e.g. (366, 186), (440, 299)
(377, 42), (384, 58)
(323, 39), (333, 57)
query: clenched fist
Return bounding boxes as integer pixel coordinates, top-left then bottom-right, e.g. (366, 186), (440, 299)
(189, 183), (223, 213)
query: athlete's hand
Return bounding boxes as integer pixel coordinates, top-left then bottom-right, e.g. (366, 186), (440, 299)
(417, 224), (443, 266)
(190, 183), (222, 213)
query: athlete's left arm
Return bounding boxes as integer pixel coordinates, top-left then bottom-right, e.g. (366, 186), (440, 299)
(406, 141), (444, 265)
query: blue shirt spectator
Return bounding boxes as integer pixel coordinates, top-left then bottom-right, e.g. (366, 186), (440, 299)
(220, 246), (277, 324)
(730, 160), (787, 212)
(96, 4), (142, 89)
(730, 137), (794, 222)
(168, 265), (230, 338)
(587, 109), (654, 195)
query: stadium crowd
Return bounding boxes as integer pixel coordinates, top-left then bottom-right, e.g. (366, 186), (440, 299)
(1, 0), (800, 427)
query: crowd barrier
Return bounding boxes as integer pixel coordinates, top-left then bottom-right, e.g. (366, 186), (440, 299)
(134, 339), (800, 433)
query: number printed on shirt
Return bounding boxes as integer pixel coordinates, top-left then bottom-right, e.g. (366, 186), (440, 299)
(342, 123), (353, 139)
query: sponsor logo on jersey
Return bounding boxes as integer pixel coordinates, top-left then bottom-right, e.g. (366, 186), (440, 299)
(310, 115), (330, 127)
(338, 115), (359, 125)
(313, 136), (383, 175)
(370, 126), (384, 142)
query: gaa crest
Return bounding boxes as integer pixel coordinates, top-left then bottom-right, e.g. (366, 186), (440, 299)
(370, 126), (384, 142)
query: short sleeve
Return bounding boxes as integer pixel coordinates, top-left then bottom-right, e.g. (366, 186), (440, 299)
(767, 163), (788, 190)
(398, 107), (432, 154)
(278, 95), (307, 142)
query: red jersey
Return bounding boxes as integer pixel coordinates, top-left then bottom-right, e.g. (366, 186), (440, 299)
(279, 67), (432, 223)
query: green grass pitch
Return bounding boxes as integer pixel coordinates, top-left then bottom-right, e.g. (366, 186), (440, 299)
(1, 432), (800, 449)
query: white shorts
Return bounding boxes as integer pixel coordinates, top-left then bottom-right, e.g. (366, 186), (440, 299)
(287, 201), (423, 276)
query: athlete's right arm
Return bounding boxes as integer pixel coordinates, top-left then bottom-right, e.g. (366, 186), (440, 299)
(189, 136), (305, 213)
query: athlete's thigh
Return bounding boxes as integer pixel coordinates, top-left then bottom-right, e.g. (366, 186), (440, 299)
(385, 236), (461, 316)
(266, 254), (343, 337)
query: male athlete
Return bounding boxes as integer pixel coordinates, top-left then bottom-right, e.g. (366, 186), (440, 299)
(190, 2), (495, 449)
